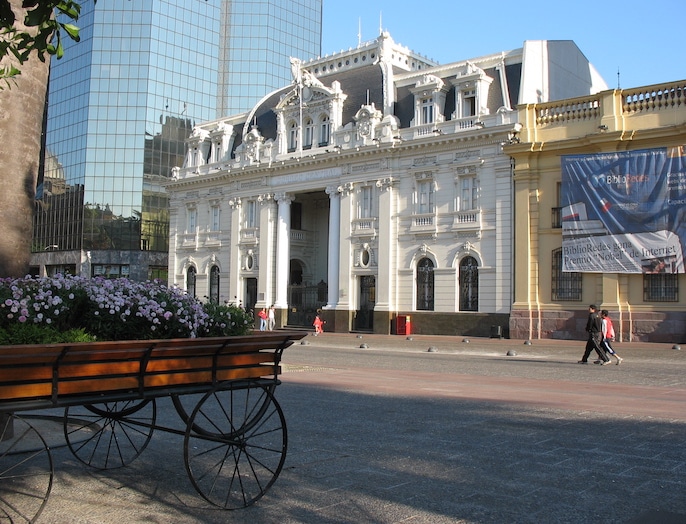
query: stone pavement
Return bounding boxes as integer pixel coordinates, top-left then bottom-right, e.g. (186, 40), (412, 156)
(6, 333), (686, 523)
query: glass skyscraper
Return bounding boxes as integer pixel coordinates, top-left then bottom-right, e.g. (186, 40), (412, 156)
(32, 0), (322, 281)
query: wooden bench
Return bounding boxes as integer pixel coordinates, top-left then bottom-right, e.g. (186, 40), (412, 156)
(0, 331), (306, 413)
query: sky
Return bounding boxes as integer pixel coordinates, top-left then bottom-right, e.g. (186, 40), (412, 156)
(321, 0), (684, 91)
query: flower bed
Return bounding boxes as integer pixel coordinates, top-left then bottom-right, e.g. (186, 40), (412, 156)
(0, 275), (253, 343)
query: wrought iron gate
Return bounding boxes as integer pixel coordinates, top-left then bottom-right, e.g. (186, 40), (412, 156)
(287, 282), (327, 327)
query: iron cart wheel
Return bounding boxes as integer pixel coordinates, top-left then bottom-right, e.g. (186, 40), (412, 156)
(184, 383), (287, 509)
(64, 399), (156, 470)
(172, 383), (277, 439)
(0, 414), (54, 523)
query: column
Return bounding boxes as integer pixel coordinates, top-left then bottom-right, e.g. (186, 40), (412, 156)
(375, 177), (394, 310)
(325, 186), (341, 309)
(274, 192), (292, 308)
(257, 194), (276, 308)
(227, 197), (242, 306)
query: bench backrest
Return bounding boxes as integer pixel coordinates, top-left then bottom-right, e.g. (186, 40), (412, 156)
(0, 331), (305, 411)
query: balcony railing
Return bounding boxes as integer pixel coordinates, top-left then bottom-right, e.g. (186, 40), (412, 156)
(352, 217), (377, 237)
(452, 209), (481, 230)
(410, 213), (436, 235)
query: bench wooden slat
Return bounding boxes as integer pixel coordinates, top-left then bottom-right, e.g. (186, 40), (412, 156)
(0, 383), (52, 401)
(58, 377), (140, 396)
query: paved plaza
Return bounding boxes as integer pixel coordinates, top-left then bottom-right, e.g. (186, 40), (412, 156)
(13, 333), (686, 523)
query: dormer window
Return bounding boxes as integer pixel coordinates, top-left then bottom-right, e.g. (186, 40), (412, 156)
(450, 65), (493, 124)
(274, 79), (346, 156)
(409, 74), (447, 128)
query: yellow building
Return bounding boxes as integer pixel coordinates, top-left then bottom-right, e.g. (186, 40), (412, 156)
(507, 81), (686, 343)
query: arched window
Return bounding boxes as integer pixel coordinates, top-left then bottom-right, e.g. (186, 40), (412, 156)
(416, 258), (434, 311)
(459, 256), (478, 311)
(288, 121), (298, 152)
(186, 266), (197, 298)
(209, 265), (220, 303)
(319, 114), (330, 146)
(303, 117), (314, 149)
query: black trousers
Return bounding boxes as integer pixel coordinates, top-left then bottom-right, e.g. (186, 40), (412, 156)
(582, 332), (608, 362)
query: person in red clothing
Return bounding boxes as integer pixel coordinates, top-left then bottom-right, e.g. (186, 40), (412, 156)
(313, 314), (324, 335)
(257, 308), (267, 331)
(600, 310), (623, 365)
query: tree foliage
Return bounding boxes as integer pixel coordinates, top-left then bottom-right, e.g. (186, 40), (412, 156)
(0, 0), (85, 87)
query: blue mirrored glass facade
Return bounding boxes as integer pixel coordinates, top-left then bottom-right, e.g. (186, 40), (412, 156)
(218, 1), (322, 115)
(33, 0), (322, 280)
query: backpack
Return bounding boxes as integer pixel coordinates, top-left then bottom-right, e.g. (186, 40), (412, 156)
(605, 318), (615, 339)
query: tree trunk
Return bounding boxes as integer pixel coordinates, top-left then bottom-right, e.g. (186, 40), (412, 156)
(0, 0), (51, 278)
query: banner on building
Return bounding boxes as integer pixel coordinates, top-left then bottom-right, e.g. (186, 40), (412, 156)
(560, 146), (686, 273)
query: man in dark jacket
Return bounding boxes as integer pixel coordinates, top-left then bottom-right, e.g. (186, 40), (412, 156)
(578, 304), (610, 364)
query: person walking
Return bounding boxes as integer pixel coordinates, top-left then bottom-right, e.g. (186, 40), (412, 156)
(268, 305), (276, 331)
(579, 304), (611, 365)
(257, 308), (267, 331)
(313, 314), (324, 335)
(600, 310), (623, 365)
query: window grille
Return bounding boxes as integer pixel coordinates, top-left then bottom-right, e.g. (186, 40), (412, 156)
(459, 256), (479, 311)
(209, 266), (220, 303)
(417, 258), (434, 311)
(552, 248), (582, 301)
(186, 266), (197, 298)
(643, 273), (678, 302)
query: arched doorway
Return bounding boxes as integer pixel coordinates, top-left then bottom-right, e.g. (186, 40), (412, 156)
(459, 256), (479, 311)
(209, 265), (220, 303)
(417, 258), (434, 310)
(186, 266), (196, 298)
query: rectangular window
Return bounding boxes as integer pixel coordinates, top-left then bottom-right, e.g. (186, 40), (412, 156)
(245, 200), (256, 228)
(304, 121), (313, 148)
(461, 89), (476, 118)
(148, 266), (168, 282)
(420, 97), (434, 124)
(291, 202), (302, 230)
(417, 180), (434, 214)
(643, 273), (678, 301)
(358, 186), (374, 219)
(552, 249), (582, 301)
(459, 176), (478, 211)
(187, 208), (197, 231)
(319, 117), (330, 146)
(92, 264), (130, 279)
(210, 205), (221, 231)
(288, 124), (298, 152)
(552, 182), (562, 228)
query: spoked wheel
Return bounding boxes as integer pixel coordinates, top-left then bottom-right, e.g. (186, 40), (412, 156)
(173, 383), (277, 439)
(0, 414), (54, 523)
(64, 399), (156, 470)
(184, 384), (287, 509)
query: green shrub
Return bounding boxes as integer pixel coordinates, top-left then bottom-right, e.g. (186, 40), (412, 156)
(0, 324), (96, 345)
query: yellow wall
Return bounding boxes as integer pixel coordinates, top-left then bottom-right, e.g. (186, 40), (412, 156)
(507, 81), (686, 342)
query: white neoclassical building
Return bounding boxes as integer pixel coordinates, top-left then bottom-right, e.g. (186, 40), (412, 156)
(165, 33), (606, 335)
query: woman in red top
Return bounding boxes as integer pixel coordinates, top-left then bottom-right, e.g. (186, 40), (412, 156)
(600, 310), (623, 365)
